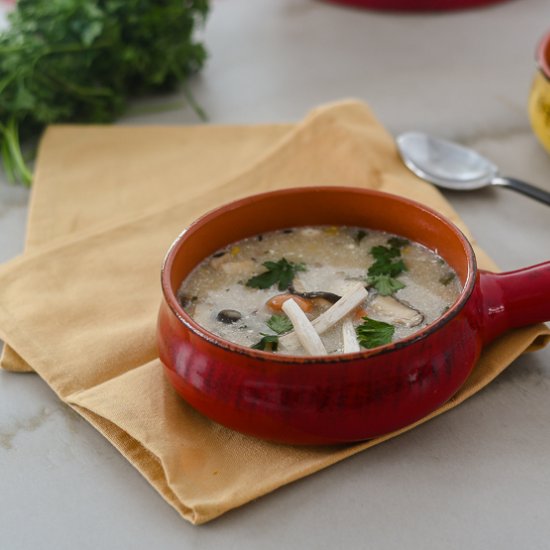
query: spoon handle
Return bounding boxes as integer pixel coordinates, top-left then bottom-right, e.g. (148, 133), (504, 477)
(492, 176), (550, 206)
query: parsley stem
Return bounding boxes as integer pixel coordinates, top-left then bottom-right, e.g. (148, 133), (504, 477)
(1, 135), (16, 183)
(0, 71), (21, 95)
(1, 118), (33, 186)
(181, 82), (208, 122)
(40, 70), (115, 98)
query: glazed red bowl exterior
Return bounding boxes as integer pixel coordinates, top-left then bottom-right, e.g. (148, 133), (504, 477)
(157, 187), (550, 445)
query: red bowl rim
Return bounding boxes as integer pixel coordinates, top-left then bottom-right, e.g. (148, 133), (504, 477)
(537, 30), (550, 80)
(160, 186), (477, 365)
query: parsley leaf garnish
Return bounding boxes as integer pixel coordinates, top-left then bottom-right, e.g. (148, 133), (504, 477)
(251, 333), (279, 351)
(367, 274), (406, 296)
(366, 239), (408, 295)
(368, 258), (406, 278)
(371, 245), (401, 262)
(246, 258), (306, 291)
(356, 317), (395, 349)
(266, 314), (293, 334)
(251, 314), (293, 351)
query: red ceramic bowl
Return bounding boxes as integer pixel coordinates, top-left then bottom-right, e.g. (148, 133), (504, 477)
(157, 187), (550, 445)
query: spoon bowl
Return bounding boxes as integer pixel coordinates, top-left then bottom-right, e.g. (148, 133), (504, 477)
(397, 132), (550, 205)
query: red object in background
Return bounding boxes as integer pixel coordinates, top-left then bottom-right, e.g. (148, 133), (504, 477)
(157, 187), (550, 445)
(537, 30), (550, 78)
(326, 0), (510, 10)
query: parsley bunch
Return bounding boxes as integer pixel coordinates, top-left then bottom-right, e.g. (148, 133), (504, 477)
(0, 0), (209, 185)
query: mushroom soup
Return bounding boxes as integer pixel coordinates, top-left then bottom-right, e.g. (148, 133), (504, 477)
(177, 226), (462, 356)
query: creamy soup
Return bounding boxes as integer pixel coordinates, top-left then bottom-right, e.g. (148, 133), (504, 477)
(178, 226), (461, 356)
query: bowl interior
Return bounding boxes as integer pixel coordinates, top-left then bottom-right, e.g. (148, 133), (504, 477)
(163, 187), (475, 318)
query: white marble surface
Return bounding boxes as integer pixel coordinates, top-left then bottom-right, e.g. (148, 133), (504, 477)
(1, 1), (550, 548)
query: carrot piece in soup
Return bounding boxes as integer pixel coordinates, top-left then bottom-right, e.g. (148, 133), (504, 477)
(354, 307), (368, 321)
(267, 294), (313, 313)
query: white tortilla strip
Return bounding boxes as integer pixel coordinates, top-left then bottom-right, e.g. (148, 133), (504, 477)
(280, 282), (368, 350)
(281, 299), (327, 356)
(342, 317), (360, 353)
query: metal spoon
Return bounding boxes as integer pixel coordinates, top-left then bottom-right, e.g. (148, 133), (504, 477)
(396, 132), (550, 206)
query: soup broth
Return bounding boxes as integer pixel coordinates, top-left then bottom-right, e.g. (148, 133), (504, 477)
(178, 226), (461, 356)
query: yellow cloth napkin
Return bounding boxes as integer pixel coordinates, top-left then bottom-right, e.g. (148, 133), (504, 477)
(0, 100), (548, 524)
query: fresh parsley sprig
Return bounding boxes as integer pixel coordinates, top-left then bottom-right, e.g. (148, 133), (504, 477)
(266, 314), (293, 334)
(366, 237), (408, 296)
(371, 245), (401, 262)
(246, 258), (306, 291)
(367, 274), (405, 295)
(251, 314), (293, 351)
(251, 334), (279, 352)
(356, 317), (395, 349)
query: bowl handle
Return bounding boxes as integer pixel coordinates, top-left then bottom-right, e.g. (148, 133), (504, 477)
(479, 261), (550, 344)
